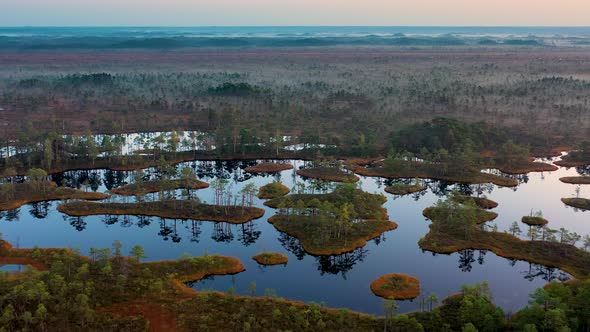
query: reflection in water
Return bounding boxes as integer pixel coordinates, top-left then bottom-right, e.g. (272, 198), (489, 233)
(522, 263), (570, 283)
(29, 201), (51, 219)
(459, 250), (571, 283)
(103, 170), (128, 190)
(278, 232), (306, 260)
(238, 222), (261, 246)
(2, 208), (20, 222)
(576, 165), (590, 176)
(51, 170), (104, 191)
(458, 249), (477, 272)
(212, 222), (234, 243)
(64, 215), (87, 231)
(1, 157), (587, 315)
(187, 220), (202, 243)
(457, 249), (489, 272)
(277, 232), (370, 278)
(101, 215), (119, 225)
(194, 160), (258, 182)
(316, 248), (368, 279)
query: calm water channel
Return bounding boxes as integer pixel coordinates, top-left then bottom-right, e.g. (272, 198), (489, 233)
(1, 154), (589, 315)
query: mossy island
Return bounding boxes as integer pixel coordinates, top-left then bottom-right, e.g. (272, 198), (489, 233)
(370, 273), (421, 300)
(0, 179), (109, 211)
(348, 159), (517, 187)
(420, 199), (590, 279)
(555, 148), (590, 167)
(252, 252), (289, 265)
(297, 166), (360, 183)
(265, 184), (397, 255)
(496, 161), (558, 175)
(57, 200), (265, 224)
(561, 198), (590, 211)
(384, 183), (427, 195)
(111, 178), (209, 196)
(258, 182), (290, 199)
(521, 216), (549, 226)
(450, 194), (498, 210)
(268, 215), (397, 256)
(245, 162), (294, 173)
(560, 176), (590, 185)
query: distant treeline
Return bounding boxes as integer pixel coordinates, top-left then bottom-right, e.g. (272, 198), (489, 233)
(0, 36), (545, 50)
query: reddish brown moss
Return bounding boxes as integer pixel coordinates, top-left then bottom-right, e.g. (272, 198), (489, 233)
(268, 215), (397, 256)
(560, 177), (590, 185)
(245, 162), (294, 173)
(561, 198), (590, 211)
(420, 207), (590, 279)
(521, 216), (549, 226)
(370, 273), (421, 300)
(57, 200), (265, 224)
(497, 162), (558, 174)
(111, 178), (209, 196)
(348, 162), (517, 187)
(297, 167), (360, 183)
(252, 252), (289, 265)
(258, 182), (290, 199)
(384, 184), (427, 195)
(451, 195), (498, 209)
(0, 181), (109, 211)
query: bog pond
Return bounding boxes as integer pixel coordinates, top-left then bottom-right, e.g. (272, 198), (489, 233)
(1, 157), (589, 315)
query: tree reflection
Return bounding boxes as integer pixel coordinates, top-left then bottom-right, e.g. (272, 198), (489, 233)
(522, 263), (570, 282)
(3, 209), (20, 222)
(53, 170), (104, 191)
(188, 220), (203, 243)
(278, 233), (306, 260)
(101, 215), (119, 225)
(573, 164), (590, 176)
(373, 233), (386, 245)
(0, 208), (20, 222)
(28, 201), (51, 219)
(64, 215), (87, 231)
(238, 222), (261, 246)
(157, 218), (174, 241)
(137, 215), (152, 228)
(212, 222), (234, 243)
(277, 233), (367, 278)
(315, 248), (368, 279)
(428, 180), (455, 197)
(458, 249), (477, 272)
(103, 170), (127, 190)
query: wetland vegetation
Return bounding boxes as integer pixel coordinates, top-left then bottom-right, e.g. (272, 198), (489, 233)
(3, 27), (590, 331)
(110, 177), (209, 196)
(370, 273), (421, 300)
(0, 171), (109, 211)
(561, 198), (590, 211)
(421, 199), (590, 279)
(258, 181), (290, 199)
(560, 176), (590, 185)
(252, 252), (289, 265)
(58, 200), (266, 224)
(384, 183), (427, 196)
(265, 184), (397, 255)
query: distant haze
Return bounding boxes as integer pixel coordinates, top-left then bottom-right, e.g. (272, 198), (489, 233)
(2, 0), (590, 26)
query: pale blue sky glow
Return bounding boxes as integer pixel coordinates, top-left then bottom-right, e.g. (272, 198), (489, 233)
(1, 0), (589, 26)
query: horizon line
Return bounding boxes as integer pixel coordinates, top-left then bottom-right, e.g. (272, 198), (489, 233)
(2, 25), (590, 28)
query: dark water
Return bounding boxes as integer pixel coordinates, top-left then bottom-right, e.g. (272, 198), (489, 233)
(1, 157), (588, 315)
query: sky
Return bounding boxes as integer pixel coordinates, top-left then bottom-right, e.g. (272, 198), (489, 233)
(1, 0), (590, 26)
